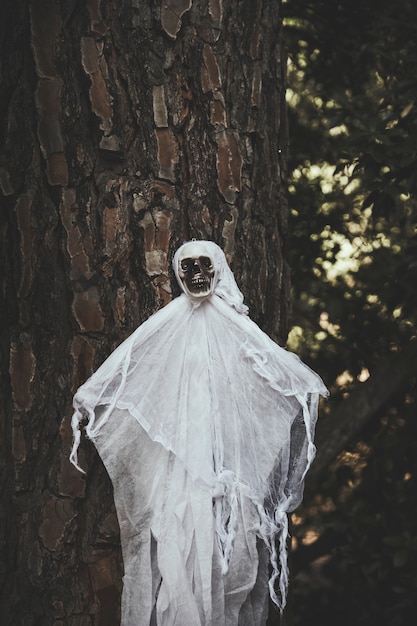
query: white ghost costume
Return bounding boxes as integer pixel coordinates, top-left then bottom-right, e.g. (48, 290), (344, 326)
(70, 240), (328, 626)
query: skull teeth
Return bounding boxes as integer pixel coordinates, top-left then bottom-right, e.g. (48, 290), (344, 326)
(189, 276), (210, 292)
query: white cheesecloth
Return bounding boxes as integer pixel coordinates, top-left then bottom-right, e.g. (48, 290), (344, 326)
(70, 240), (328, 625)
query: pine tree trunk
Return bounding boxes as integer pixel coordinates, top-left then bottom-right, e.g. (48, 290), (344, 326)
(0, 0), (289, 623)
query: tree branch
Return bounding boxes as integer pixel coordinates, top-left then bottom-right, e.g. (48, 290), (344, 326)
(308, 340), (417, 482)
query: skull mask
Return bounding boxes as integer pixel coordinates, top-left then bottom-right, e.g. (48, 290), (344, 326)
(177, 242), (216, 299)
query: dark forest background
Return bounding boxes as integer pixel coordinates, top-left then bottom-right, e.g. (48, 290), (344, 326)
(284, 1), (417, 625)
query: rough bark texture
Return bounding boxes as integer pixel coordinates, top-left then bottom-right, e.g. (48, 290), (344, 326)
(0, 0), (289, 623)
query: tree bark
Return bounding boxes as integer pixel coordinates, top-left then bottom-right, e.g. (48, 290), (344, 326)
(0, 0), (289, 623)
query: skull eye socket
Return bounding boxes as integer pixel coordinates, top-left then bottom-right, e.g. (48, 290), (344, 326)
(200, 256), (212, 269)
(180, 256), (213, 272)
(180, 259), (192, 272)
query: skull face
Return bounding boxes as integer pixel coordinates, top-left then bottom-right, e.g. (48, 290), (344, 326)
(177, 242), (216, 299)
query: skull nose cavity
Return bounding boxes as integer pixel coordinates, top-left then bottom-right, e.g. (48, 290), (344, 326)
(191, 262), (203, 275)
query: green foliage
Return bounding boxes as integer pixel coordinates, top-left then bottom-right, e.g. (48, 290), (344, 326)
(283, 0), (417, 623)
(284, 0), (417, 384)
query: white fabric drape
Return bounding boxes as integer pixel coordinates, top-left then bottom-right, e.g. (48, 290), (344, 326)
(71, 241), (328, 625)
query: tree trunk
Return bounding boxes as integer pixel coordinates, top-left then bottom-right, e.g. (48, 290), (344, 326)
(0, 0), (289, 623)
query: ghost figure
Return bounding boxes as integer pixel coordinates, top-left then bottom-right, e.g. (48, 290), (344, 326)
(70, 240), (328, 626)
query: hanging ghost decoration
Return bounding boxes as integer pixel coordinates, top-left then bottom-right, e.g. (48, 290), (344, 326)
(70, 240), (328, 626)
